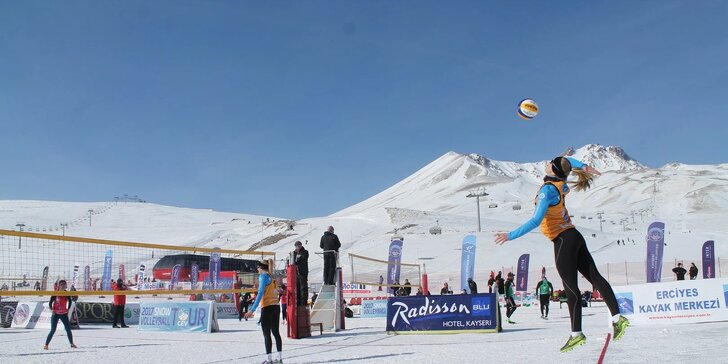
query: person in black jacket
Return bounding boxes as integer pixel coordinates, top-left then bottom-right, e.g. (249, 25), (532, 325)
(403, 279), (412, 296)
(440, 282), (452, 295)
(467, 278), (478, 294)
(239, 292), (252, 321)
(689, 263), (698, 280)
(495, 272), (505, 295)
(672, 263), (687, 281)
(320, 226), (341, 285)
(293, 241), (309, 306)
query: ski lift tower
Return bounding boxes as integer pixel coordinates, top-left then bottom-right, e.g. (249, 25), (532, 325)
(466, 188), (489, 232)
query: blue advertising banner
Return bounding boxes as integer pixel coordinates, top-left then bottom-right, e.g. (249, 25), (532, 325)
(460, 235), (477, 294)
(386, 240), (404, 289)
(209, 252), (221, 290)
(83, 265), (91, 291)
(645, 222), (665, 283)
(361, 299), (388, 318)
(202, 277), (233, 301)
(516, 254), (530, 292)
(101, 250), (113, 291)
(41, 266), (49, 291)
(190, 263), (199, 289)
(139, 301), (216, 333)
(170, 264), (181, 290)
(386, 293), (499, 333)
(702, 240), (715, 279)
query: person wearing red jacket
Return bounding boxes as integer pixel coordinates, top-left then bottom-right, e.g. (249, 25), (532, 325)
(44, 280), (77, 350)
(112, 278), (129, 328)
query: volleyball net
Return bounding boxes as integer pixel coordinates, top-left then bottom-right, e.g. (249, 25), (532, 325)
(348, 252), (422, 289)
(0, 229), (274, 297)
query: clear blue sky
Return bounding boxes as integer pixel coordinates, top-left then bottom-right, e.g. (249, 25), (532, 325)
(1, 1), (727, 218)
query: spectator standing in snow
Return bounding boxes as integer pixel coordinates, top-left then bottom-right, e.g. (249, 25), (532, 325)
(440, 282), (452, 295)
(673, 263), (687, 281)
(467, 278), (478, 294)
(403, 279), (412, 296)
(689, 263), (698, 280)
(495, 272), (505, 295)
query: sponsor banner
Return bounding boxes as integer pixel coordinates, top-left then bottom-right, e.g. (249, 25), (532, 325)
(139, 301), (215, 333)
(703, 240), (715, 279)
(515, 292), (535, 307)
(361, 299), (387, 318)
(215, 302), (239, 317)
(386, 293), (498, 333)
(516, 254), (530, 292)
(209, 253), (221, 290)
(190, 264), (199, 289)
(41, 266), (49, 291)
(387, 240), (404, 288)
(83, 266), (91, 291)
(138, 264), (146, 290)
(10, 302), (46, 329)
(1, 302), (18, 328)
(119, 264), (126, 282)
(170, 264), (182, 290)
(460, 235), (477, 294)
(199, 271), (236, 302)
(613, 278), (728, 325)
(645, 222), (665, 283)
(72, 264), (80, 289)
(31, 302), (80, 329)
(342, 283), (371, 294)
(75, 302), (141, 325)
(101, 250), (113, 291)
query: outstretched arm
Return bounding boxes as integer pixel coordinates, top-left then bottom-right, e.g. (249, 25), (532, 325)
(495, 184), (559, 245)
(567, 157), (601, 176)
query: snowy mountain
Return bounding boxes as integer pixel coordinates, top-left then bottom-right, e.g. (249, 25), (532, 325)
(1, 144), (726, 292)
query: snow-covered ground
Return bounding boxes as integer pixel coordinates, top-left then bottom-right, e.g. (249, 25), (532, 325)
(2, 302), (726, 363)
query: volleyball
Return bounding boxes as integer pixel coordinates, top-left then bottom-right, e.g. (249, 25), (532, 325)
(517, 99), (539, 120)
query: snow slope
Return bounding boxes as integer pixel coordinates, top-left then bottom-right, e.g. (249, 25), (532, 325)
(1, 144), (726, 291)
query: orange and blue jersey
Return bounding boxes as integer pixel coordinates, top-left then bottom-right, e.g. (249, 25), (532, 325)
(249, 272), (278, 312)
(507, 157), (585, 241)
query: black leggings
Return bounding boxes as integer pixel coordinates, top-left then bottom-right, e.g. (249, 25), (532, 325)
(260, 305), (282, 354)
(553, 228), (619, 332)
(539, 294), (550, 316)
(45, 313), (73, 346)
(112, 304), (126, 326)
(505, 297), (517, 318)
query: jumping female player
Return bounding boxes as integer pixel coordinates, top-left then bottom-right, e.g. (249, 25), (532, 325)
(245, 261), (283, 364)
(494, 156), (629, 352)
